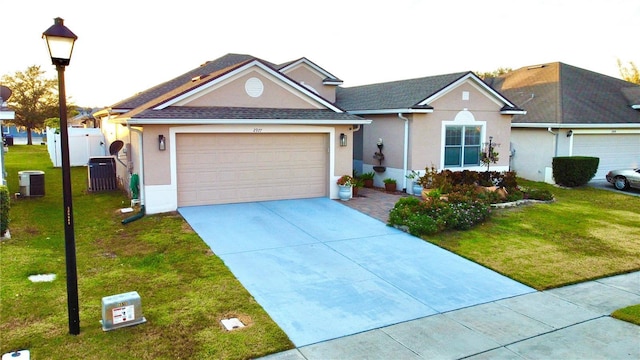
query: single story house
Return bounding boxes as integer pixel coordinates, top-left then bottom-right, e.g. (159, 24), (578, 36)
(94, 54), (370, 214)
(486, 62), (640, 182)
(335, 72), (525, 192)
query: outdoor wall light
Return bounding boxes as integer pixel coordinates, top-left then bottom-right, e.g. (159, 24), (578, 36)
(158, 135), (166, 151)
(567, 130), (573, 137)
(340, 133), (347, 147)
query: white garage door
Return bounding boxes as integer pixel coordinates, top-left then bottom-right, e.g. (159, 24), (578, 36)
(573, 134), (640, 179)
(176, 133), (328, 206)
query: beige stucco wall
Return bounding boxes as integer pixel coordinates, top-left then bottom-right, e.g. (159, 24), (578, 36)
(510, 128), (557, 182)
(334, 124), (354, 177)
(282, 65), (337, 102)
(361, 80), (514, 189)
(142, 125), (171, 185)
(182, 71), (322, 109)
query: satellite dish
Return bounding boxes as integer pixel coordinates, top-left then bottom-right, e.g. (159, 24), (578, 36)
(0, 86), (12, 102)
(109, 140), (124, 155)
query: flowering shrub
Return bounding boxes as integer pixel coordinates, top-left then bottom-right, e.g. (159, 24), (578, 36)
(388, 196), (491, 237)
(337, 175), (353, 186)
(388, 170), (553, 237)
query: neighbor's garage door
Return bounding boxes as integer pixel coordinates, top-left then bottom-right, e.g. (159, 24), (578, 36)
(573, 134), (640, 179)
(176, 133), (328, 206)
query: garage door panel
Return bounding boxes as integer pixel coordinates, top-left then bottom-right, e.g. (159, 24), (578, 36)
(573, 134), (640, 179)
(176, 133), (328, 206)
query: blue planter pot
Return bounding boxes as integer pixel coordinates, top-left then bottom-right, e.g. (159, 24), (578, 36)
(338, 185), (351, 201)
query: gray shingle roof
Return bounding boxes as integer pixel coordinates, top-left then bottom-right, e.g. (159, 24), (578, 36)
(486, 62), (640, 124)
(111, 53), (257, 110)
(335, 72), (470, 111)
(133, 106), (365, 121)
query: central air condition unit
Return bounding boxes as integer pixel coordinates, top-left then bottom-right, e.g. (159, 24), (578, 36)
(88, 157), (117, 192)
(18, 170), (45, 197)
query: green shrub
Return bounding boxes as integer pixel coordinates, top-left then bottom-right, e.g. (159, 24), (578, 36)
(405, 213), (439, 236)
(524, 188), (554, 201)
(359, 171), (375, 180)
(389, 196), (491, 236)
(552, 156), (599, 187)
(0, 185), (9, 237)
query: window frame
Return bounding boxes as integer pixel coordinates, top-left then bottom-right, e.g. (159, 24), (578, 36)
(441, 110), (486, 170)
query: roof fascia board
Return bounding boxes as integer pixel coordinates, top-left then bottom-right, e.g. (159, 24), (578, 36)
(155, 60), (344, 113)
(117, 117), (372, 126)
(279, 57), (341, 83)
(512, 122), (640, 129)
(93, 108), (127, 119)
(501, 110), (527, 115)
(419, 73), (519, 108)
(347, 108), (434, 115)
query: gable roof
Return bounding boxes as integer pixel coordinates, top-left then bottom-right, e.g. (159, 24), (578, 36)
(486, 62), (640, 126)
(335, 72), (523, 115)
(111, 53), (257, 110)
(277, 57), (343, 85)
(102, 53), (370, 125)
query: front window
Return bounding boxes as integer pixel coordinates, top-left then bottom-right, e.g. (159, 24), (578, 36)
(444, 125), (481, 167)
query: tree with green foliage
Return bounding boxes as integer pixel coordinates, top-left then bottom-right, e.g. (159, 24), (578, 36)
(617, 59), (640, 84)
(0, 65), (73, 145)
(475, 67), (513, 80)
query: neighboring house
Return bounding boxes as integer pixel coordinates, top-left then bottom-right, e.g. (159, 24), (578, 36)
(335, 72), (525, 192)
(0, 95), (15, 186)
(93, 54), (370, 214)
(486, 62), (640, 182)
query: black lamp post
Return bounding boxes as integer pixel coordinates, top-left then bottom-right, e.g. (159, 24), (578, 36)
(43, 17), (80, 335)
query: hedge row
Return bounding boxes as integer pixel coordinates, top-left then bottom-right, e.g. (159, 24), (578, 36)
(0, 185), (9, 237)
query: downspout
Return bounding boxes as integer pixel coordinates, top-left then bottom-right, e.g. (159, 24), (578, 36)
(398, 113), (409, 191)
(547, 127), (558, 157)
(122, 125), (145, 224)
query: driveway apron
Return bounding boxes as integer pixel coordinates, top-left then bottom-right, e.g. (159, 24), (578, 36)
(179, 197), (534, 346)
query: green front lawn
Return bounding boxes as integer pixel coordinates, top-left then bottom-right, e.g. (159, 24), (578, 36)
(612, 304), (640, 326)
(0, 145), (292, 359)
(1, 146), (638, 359)
(426, 179), (640, 290)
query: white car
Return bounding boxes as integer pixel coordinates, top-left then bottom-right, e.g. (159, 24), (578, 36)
(606, 168), (640, 191)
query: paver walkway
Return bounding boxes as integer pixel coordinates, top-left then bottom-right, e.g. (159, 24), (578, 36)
(340, 187), (410, 223)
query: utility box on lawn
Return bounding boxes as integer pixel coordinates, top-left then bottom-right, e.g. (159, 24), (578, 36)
(101, 291), (146, 331)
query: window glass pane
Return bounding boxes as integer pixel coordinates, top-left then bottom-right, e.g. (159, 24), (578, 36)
(465, 127), (481, 145)
(445, 147), (461, 166)
(446, 127), (462, 145)
(464, 146), (480, 165)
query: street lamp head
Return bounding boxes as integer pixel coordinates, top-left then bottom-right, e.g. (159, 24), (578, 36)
(43, 17), (77, 67)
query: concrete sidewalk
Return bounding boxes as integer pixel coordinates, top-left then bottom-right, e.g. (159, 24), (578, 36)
(261, 271), (640, 359)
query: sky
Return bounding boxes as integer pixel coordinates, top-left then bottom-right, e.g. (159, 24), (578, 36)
(1, 0), (638, 108)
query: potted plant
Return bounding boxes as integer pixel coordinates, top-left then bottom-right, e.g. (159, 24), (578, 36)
(336, 175), (353, 201)
(359, 171), (375, 188)
(352, 177), (364, 197)
(383, 178), (397, 192)
(406, 170), (423, 196)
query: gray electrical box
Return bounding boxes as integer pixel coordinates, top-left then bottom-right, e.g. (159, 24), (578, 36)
(101, 291), (146, 331)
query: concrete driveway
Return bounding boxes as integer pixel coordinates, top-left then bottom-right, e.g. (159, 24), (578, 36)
(179, 198), (533, 346)
(590, 180), (640, 197)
